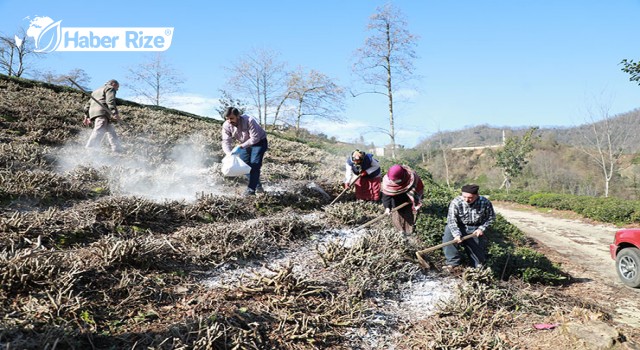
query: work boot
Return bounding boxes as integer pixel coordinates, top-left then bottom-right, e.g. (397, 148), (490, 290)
(255, 184), (265, 194)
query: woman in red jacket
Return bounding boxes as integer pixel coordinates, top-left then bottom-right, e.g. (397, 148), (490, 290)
(344, 150), (381, 201)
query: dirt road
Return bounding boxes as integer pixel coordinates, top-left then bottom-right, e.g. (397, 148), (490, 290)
(494, 204), (640, 328)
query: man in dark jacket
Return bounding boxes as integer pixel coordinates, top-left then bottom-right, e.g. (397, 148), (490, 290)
(442, 184), (496, 270)
(84, 79), (121, 152)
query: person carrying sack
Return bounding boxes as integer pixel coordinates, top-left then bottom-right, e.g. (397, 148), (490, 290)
(221, 107), (268, 196)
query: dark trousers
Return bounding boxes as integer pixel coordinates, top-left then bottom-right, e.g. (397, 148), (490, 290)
(442, 225), (486, 267)
(238, 138), (268, 191)
(391, 205), (415, 234)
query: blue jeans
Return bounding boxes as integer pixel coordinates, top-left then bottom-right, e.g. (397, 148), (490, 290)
(442, 225), (487, 267)
(237, 138), (268, 191)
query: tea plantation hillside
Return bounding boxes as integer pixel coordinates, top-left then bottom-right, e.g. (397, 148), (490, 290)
(0, 74), (616, 349)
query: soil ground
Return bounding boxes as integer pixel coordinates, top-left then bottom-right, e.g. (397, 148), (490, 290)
(494, 201), (640, 348)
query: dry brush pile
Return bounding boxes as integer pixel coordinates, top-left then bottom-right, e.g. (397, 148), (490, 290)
(0, 188), (416, 347)
(0, 75), (418, 348)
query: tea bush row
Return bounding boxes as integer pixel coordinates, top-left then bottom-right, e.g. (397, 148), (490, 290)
(417, 184), (566, 285)
(489, 190), (640, 224)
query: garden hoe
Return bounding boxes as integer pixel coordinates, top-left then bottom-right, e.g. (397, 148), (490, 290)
(415, 232), (477, 269)
(328, 174), (361, 206)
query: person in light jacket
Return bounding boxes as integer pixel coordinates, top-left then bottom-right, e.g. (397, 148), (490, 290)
(221, 107), (268, 196)
(84, 79), (121, 152)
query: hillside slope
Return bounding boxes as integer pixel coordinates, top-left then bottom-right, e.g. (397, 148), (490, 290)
(414, 116), (640, 198)
(2, 75), (637, 349)
(0, 75), (343, 201)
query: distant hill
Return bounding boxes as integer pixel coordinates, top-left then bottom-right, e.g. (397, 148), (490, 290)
(409, 108), (640, 199)
(416, 108), (640, 153)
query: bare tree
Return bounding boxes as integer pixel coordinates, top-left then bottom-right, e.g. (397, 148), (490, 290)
(352, 3), (419, 159)
(65, 68), (92, 88)
(272, 88), (295, 129)
(39, 68), (91, 89)
(284, 67), (345, 136)
(0, 29), (40, 77)
(438, 132), (452, 189)
(225, 48), (287, 126)
(579, 103), (630, 197)
(215, 89), (246, 119)
(126, 53), (185, 106)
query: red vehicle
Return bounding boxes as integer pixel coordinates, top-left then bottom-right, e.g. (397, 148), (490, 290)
(610, 228), (640, 288)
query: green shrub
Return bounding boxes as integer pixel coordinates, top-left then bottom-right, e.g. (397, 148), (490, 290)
(489, 215), (526, 246)
(528, 193), (573, 210)
(490, 246), (566, 285)
(487, 190), (535, 205)
(579, 197), (636, 224)
(568, 195), (599, 216)
(415, 213), (446, 253)
(631, 204), (640, 223)
(520, 267), (566, 285)
(490, 188), (640, 225)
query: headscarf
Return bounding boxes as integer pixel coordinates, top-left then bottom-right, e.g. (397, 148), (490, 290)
(382, 164), (422, 212)
(351, 150), (365, 163)
(381, 165), (415, 196)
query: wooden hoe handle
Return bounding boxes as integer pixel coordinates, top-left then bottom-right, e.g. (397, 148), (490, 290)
(355, 202), (410, 231)
(328, 174), (362, 206)
(416, 232), (477, 256)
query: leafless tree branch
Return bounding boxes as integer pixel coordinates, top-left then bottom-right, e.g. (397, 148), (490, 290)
(126, 53), (185, 106)
(352, 3), (419, 159)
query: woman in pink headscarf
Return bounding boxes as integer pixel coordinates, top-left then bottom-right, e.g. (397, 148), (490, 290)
(381, 164), (424, 234)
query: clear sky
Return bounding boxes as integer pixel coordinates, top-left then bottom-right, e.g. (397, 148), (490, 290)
(1, 0), (639, 148)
